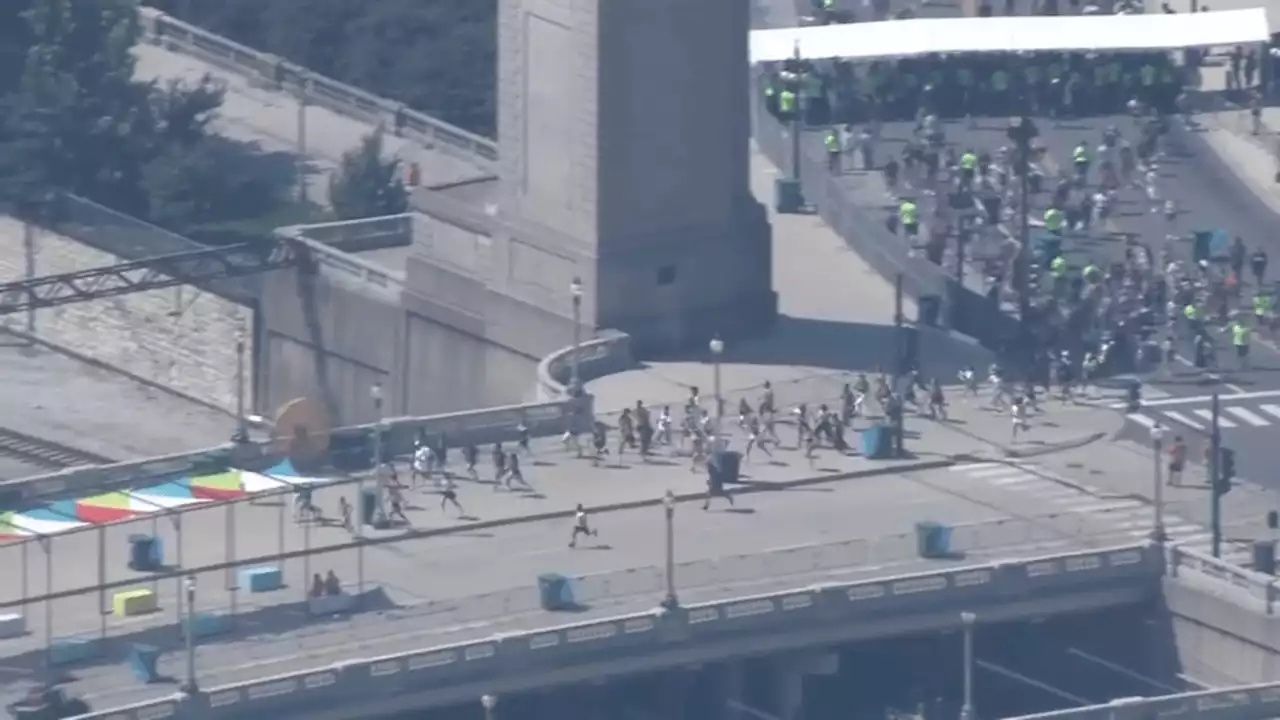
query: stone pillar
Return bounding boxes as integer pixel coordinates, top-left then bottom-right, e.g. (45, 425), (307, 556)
(497, 0), (777, 354)
(723, 660), (747, 720)
(771, 652), (840, 720)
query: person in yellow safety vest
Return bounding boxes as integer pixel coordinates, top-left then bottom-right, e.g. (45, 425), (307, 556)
(1082, 263), (1101, 283)
(1072, 142), (1090, 182)
(1049, 256), (1067, 277)
(1044, 207), (1064, 235)
(778, 88), (797, 120)
(899, 199), (919, 238)
(1183, 303), (1201, 333)
(1231, 320), (1252, 369)
(1254, 293), (1271, 321)
(825, 128), (841, 174)
(959, 150), (978, 186)
(822, 0), (836, 9)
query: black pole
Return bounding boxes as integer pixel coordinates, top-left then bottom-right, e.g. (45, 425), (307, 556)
(1016, 121), (1032, 322)
(790, 43), (803, 183)
(1210, 393), (1222, 558)
(893, 273), (906, 456)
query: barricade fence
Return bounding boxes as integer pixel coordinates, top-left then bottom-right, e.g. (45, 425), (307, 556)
(66, 542), (1161, 720)
(137, 7), (498, 168)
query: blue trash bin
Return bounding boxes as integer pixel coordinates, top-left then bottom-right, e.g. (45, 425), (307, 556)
(129, 644), (161, 684)
(537, 573), (575, 611)
(915, 521), (953, 558)
(860, 425), (891, 459)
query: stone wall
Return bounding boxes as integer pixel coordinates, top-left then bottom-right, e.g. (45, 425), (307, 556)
(0, 215), (253, 415)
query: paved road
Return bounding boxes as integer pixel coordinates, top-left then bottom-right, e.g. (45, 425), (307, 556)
(0, 452), (1155, 711)
(132, 43), (491, 209)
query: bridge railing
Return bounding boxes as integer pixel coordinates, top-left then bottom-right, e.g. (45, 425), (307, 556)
(1168, 543), (1279, 614)
(0, 395), (591, 508)
(1005, 679), (1280, 720)
(135, 7), (498, 170)
(72, 543), (1160, 720)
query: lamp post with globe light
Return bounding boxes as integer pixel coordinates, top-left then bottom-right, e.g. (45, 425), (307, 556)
(960, 611), (976, 720)
(709, 336), (724, 435)
(1150, 423), (1167, 542)
(661, 490), (679, 610)
(481, 694), (498, 720)
(570, 277), (583, 396)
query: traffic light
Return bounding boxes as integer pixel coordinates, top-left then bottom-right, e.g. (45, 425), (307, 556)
(1125, 381), (1141, 413)
(1217, 448), (1236, 496)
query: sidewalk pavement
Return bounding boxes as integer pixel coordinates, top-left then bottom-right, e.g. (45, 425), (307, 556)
(132, 44), (490, 207)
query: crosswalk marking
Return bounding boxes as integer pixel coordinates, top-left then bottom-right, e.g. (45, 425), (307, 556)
(1225, 406), (1270, 427)
(1260, 404), (1280, 420)
(948, 462), (1254, 568)
(1162, 410), (1206, 430)
(1127, 413), (1156, 429)
(1191, 409), (1237, 428)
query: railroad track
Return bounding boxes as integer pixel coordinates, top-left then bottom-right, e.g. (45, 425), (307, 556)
(0, 427), (114, 471)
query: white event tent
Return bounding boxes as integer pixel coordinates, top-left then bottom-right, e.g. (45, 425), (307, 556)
(749, 8), (1270, 64)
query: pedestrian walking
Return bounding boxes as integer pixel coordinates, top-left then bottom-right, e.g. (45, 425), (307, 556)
(1167, 435), (1186, 486)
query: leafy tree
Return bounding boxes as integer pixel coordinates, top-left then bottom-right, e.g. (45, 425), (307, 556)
(328, 129), (408, 221)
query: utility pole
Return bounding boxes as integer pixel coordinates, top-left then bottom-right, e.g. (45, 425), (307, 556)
(1210, 393), (1222, 558)
(789, 42), (803, 186)
(893, 272), (905, 378)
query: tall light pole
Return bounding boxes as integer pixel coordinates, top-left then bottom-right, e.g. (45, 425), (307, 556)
(960, 611), (976, 720)
(709, 335), (725, 436)
(661, 490), (679, 610)
(1150, 423), (1167, 542)
(569, 277), (583, 396)
(233, 325), (248, 443)
(296, 77), (310, 205)
(371, 382), (387, 527)
(181, 575), (198, 694)
(481, 694), (498, 720)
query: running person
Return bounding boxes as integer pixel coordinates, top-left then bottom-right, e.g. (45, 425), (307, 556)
(439, 476), (465, 516)
(568, 504), (598, 548)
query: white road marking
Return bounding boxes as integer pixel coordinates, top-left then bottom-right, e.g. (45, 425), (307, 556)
(968, 466), (1025, 478)
(1225, 406), (1270, 427)
(1127, 413), (1157, 428)
(1191, 408), (1236, 428)
(1111, 388), (1280, 408)
(1161, 410), (1206, 430)
(1260, 404), (1280, 420)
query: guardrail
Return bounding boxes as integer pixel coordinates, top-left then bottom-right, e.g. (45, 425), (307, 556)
(136, 8), (498, 170)
(536, 331), (636, 401)
(1168, 544), (1279, 614)
(1006, 679), (1280, 720)
(75, 543), (1160, 720)
(0, 395), (591, 509)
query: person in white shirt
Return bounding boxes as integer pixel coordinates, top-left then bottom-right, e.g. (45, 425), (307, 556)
(568, 504), (598, 548)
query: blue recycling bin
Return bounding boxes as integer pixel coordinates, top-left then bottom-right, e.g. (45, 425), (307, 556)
(537, 573), (575, 611)
(775, 177), (804, 214)
(916, 521), (953, 559)
(860, 425), (892, 459)
(127, 534), (162, 571)
(129, 644), (160, 683)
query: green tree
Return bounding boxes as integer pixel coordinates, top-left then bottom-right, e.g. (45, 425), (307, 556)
(328, 129), (408, 221)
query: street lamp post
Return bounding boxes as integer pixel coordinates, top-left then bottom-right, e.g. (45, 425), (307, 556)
(709, 335), (725, 436)
(481, 694), (498, 720)
(1150, 423), (1167, 542)
(371, 382), (387, 527)
(569, 277), (583, 396)
(233, 326), (248, 443)
(181, 575), (198, 694)
(960, 611), (976, 720)
(661, 490), (679, 610)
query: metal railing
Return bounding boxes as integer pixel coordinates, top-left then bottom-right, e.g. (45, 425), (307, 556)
(73, 542), (1160, 720)
(1005, 679), (1280, 720)
(137, 8), (498, 171)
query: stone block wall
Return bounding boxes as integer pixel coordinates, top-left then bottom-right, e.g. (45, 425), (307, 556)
(0, 215), (252, 415)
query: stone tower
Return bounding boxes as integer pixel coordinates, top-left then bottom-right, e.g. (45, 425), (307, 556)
(497, 0), (776, 354)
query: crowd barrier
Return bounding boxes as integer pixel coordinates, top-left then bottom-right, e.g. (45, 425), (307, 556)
(72, 543), (1160, 720)
(0, 395), (592, 508)
(135, 8), (498, 171)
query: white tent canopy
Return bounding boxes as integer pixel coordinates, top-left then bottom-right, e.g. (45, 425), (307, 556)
(750, 8), (1270, 64)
